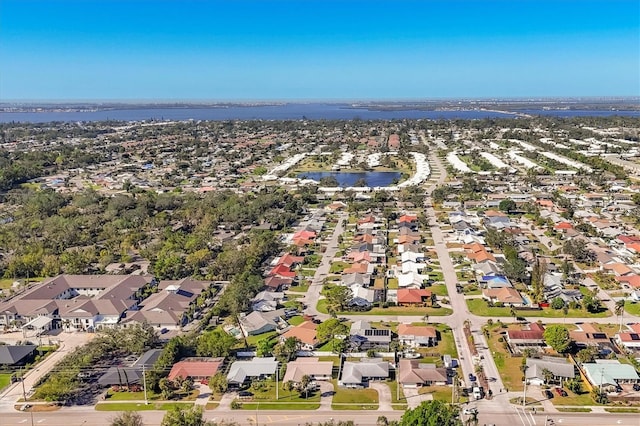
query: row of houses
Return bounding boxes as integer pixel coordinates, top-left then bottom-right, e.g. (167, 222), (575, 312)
(0, 275), (220, 333)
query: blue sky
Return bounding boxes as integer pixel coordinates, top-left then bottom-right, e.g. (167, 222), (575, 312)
(1, 0), (638, 100)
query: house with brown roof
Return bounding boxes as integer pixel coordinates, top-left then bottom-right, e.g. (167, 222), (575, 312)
(398, 324), (438, 348)
(167, 357), (224, 382)
(570, 323), (610, 349)
(482, 287), (524, 307)
(282, 357), (333, 385)
(602, 262), (634, 277)
(397, 289), (434, 307)
(280, 321), (318, 351)
(398, 359), (448, 388)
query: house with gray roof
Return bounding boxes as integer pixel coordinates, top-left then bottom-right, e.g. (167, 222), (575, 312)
(0, 344), (37, 366)
(226, 357), (278, 387)
(525, 357), (576, 385)
(97, 349), (162, 387)
(339, 360), (389, 388)
(239, 309), (286, 336)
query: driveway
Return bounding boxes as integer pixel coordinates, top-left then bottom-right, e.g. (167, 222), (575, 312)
(318, 380), (334, 411)
(369, 382), (393, 411)
(402, 386), (431, 409)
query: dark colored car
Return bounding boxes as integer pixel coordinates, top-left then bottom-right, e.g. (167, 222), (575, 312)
(469, 374), (477, 382)
(633, 383), (640, 392)
(544, 389), (554, 399)
(554, 388), (567, 397)
(238, 391), (253, 398)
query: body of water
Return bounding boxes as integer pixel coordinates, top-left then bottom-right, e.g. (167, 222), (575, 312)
(1, 104), (637, 123)
(297, 171), (402, 187)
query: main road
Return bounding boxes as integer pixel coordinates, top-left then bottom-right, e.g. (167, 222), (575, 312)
(3, 407), (639, 426)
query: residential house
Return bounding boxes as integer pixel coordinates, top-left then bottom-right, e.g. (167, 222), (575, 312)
(168, 357), (224, 381)
(282, 357), (333, 385)
(251, 291), (285, 312)
(397, 324), (438, 348)
(398, 359), (448, 388)
(614, 323), (640, 351)
(397, 289), (434, 307)
(226, 357), (279, 387)
(349, 320), (392, 351)
(569, 323), (611, 349)
(0, 344), (36, 366)
(482, 287), (524, 307)
(121, 278), (212, 331)
(98, 349), (162, 387)
(582, 360), (640, 391)
(506, 323), (546, 353)
(240, 309), (286, 336)
(339, 360), (389, 388)
(525, 357), (576, 385)
(280, 321), (318, 351)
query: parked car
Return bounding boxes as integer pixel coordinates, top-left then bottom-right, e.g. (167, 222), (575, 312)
(463, 407), (478, 415)
(544, 389), (554, 399)
(554, 387), (567, 397)
(468, 374), (477, 382)
(633, 383), (640, 391)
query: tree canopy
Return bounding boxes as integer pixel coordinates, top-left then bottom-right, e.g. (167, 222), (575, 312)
(543, 325), (571, 353)
(399, 400), (461, 426)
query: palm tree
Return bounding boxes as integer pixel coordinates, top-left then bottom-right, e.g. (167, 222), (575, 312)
(615, 299), (626, 332)
(542, 368), (554, 385)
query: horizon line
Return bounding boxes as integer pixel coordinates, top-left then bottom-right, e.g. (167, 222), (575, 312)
(1, 96), (639, 105)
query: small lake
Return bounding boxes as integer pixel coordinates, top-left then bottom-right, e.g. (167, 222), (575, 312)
(297, 171), (402, 187)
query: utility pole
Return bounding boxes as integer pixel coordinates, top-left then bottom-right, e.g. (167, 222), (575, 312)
(522, 378), (527, 407)
(20, 369), (34, 426)
(142, 364), (148, 405)
(275, 363), (279, 400)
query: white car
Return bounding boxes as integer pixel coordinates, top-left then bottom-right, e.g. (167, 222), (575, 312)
(463, 407), (478, 415)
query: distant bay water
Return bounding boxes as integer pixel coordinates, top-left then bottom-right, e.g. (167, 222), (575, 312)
(0, 103), (638, 123)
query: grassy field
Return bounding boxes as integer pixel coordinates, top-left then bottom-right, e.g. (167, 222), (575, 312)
(331, 380), (379, 410)
(556, 407), (592, 412)
(386, 379), (408, 410)
(0, 373), (11, 390)
(95, 402), (192, 411)
(316, 299), (452, 316)
(288, 284), (310, 293)
(240, 402), (320, 410)
(244, 379), (321, 404)
(550, 389), (594, 406)
(418, 385), (454, 401)
(485, 325), (526, 392)
(625, 301), (640, 316)
(106, 389), (163, 401)
(467, 299), (611, 318)
(429, 284), (449, 297)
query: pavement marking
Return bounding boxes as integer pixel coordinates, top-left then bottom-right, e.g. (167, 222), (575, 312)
(37, 420), (46, 423)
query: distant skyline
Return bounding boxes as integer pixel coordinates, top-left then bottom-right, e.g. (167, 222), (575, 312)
(1, 0), (639, 100)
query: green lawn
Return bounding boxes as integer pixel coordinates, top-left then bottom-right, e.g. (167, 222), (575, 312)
(466, 299), (611, 318)
(240, 402), (320, 410)
(429, 284), (448, 297)
(287, 315), (305, 326)
(316, 299), (452, 316)
(106, 389), (163, 401)
(288, 284), (310, 293)
(245, 379), (321, 404)
(485, 325), (526, 392)
(329, 262), (350, 274)
(550, 388), (594, 406)
(387, 278), (399, 289)
(386, 379), (407, 409)
(95, 402), (192, 411)
(418, 385), (455, 402)
(331, 379), (379, 409)
(245, 331), (278, 347)
(625, 301), (640, 316)
(0, 373), (11, 390)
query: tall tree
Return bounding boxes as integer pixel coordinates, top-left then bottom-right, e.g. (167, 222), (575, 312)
(543, 325), (571, 353)
(615, 299), (626, 332)
(399, 400), (462, 426)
